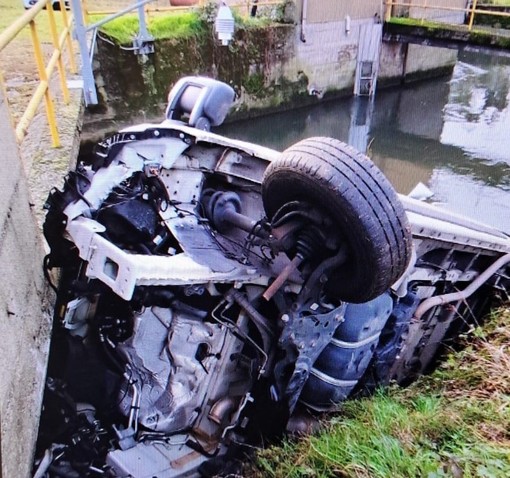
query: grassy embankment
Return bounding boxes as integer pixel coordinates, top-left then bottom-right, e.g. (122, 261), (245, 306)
(90, 4), (277, 45)
(485, 1), (510, 6)
(249, 307), (510, 478)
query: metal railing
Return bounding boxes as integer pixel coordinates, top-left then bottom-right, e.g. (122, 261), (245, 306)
(85, 0), (282, 18)
(384, 1), (510, 30)
(0, 0), (76, 147)
(74, 0), (286, 106)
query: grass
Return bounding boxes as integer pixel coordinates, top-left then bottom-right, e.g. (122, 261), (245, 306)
(90, 11), (207, 45)
(0, 0), (68, 43)
(92, 3), (280, 45)
(249, 307), (510, 478)
(484, 1), (510, 6)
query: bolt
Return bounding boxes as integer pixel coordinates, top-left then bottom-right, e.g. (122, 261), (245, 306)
(281, 314), (290, 323)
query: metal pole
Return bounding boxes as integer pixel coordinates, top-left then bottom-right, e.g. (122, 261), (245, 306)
(59, 0), (77, 74)
(468, 0), (478, 31)
(139, 2), (149, 37)
(29, 20), (60, 147)
(86, 0), (155, 32)
(420, 0), (428, 24)
(384, 0), (393, 22)
(47, 0), (70, 104)
(71, 0), (98, 105)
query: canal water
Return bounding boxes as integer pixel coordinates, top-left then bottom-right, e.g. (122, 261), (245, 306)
(218, 50), (510, 234)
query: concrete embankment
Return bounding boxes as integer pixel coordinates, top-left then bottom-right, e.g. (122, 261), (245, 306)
(0, 80), (83, 478)
(0, 87), (53, 478)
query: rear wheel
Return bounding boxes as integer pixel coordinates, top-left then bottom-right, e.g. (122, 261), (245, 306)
(262, 137), (412, 303)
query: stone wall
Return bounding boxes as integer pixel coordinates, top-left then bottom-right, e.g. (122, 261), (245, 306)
(0, 89), (53, 477)
(304, 0), (382, 23)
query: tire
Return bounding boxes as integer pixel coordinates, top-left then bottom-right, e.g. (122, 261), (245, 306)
(262, 137), (412, 303)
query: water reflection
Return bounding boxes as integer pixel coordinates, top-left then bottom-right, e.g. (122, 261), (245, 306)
(442, 59), (510, 164)
(219, 51), (510, 233)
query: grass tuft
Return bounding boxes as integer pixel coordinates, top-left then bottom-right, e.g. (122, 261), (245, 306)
(91, 11), (206, 45)
(248, 307), (510, 478)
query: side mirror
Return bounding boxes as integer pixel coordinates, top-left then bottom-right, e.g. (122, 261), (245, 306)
(165, 76), (235, 131)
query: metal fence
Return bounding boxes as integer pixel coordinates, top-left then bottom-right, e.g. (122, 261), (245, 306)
(0, 0), (76, 147)
(384, 1), (510, 30)
(0, 0), (279, 147)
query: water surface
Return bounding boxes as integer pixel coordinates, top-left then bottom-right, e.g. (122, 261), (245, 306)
(218, 51), (510, 233)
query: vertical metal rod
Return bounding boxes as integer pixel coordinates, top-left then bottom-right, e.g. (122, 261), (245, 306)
(384, 0), (393, 22)
(29, 19), (60, 147)
(47, 0), (70, 104)
(82, 0), (90, 24)
(420, 0), (428, 25)
(138, 3), (150, 38)
(59, 0), (77, 74)
(71, 0), (98, 105)
(0, 71), (14, 130)
(468, 0), (478, 31)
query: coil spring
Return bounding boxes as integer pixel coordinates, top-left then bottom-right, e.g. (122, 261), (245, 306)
(296, 228), (321, 259)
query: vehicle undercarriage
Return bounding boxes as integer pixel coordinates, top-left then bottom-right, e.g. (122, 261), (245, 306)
(34, 77), (510, 478)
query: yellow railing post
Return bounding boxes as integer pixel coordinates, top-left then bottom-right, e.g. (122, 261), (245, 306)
(384, 1), (393, 22)
(82, 0), (90, 25)
(421, 0), (429, 25)
(468, 0), (478, 31)
(47, 0), (70, 104)
(59, 0), (77, 74)
(28, 19), (60, 148)
(0, 71), (15, 130)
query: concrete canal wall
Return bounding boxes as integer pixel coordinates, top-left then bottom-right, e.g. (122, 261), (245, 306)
(0, 89), (53, 478)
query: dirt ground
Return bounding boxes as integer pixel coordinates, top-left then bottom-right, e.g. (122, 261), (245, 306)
(0, 0), (169, 121)
(0, 0), (205, 223)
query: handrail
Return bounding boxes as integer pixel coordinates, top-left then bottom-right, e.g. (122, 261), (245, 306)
(0, 0), (76, 147)
(384, 0), (510, 30)
(74, 0), (286, 105)
(86, 0), (283, 18)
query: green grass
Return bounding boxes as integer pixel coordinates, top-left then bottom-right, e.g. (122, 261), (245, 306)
(249, 307), (510, 478)
(91, 11), (207, 45)
(92, 4), (280, 45)
(484, 1), (510, 6)
(0, 0), (67, 43)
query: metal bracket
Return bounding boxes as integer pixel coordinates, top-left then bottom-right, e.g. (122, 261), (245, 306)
(132, 35), (155, 55)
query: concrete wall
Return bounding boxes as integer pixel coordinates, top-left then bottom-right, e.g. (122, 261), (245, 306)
(289, 18), (363, 95)
(0, 88), (52, 478)
(379, 41), (458, 85)
(305, 0), (382, 23)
